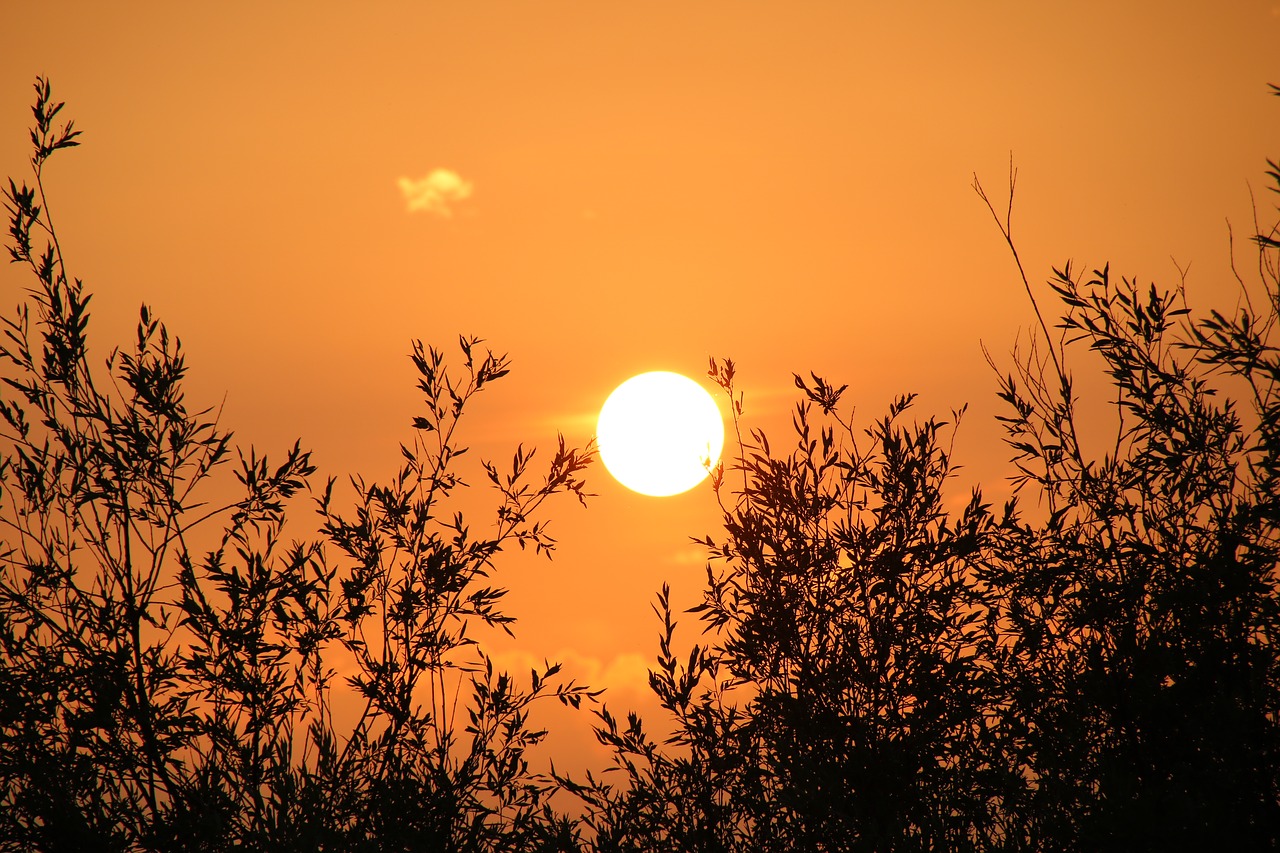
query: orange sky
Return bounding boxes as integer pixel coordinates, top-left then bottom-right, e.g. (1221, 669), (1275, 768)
(5, 1), (1280, 769)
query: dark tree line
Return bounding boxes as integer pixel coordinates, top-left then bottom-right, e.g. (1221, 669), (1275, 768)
(2, 79), (1278, 851)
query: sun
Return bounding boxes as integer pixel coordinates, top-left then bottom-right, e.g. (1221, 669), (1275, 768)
(597, 371), (725, 497)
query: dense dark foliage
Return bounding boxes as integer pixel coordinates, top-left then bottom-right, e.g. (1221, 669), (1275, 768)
(570, 87), (1280, 852)
(3, 79), (1279, 852)
(567, 380), (1018, 851)
(983, 261), (1280, 850)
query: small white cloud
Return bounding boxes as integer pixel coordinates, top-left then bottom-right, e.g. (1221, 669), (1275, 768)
(396, 168), (473, 217)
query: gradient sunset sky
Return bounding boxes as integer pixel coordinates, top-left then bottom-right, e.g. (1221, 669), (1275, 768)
(5, 1), (1280, 767)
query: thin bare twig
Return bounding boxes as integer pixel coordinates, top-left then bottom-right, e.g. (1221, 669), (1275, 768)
(972, 157), (1069, 395)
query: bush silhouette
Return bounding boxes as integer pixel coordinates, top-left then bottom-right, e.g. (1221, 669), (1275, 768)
(972, 130), (1280, 849)
(4, 78), (1280, 852)
(1, 78), (595, 852)
(568, 88), (1280, 852)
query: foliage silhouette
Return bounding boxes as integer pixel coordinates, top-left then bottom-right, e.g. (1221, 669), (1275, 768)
(567, 374), (1021, 852)
(970, 93), (1280, 846)
(0, 78), (596, 852)
(4, 76), (1280, 853)
(566, 86), (1280, 852)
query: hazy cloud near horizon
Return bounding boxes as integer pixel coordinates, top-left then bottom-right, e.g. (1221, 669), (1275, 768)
(397, 168), (473, 216)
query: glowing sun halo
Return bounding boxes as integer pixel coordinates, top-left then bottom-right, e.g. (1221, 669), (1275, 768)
(597, 372), (725, 497)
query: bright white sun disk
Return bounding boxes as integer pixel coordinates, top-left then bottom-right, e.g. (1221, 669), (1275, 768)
(597, 372), (725, 497)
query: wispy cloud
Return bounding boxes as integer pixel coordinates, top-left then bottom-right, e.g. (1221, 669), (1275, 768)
(396, 168), (473, 217)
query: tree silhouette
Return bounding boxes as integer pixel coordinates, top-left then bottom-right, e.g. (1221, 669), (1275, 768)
(569, 86), (1280, 852)
(975, 130), (1280, 848)
(568, 375), (1022, 852)
(0, 78), (596, 852)
(4, 76), (1279, 853)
